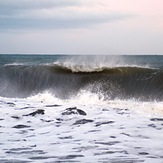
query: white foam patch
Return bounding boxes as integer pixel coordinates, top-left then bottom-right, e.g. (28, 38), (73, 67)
(70, 90), (105, 105)
(107, 99), (163, 116)
(5, 63), (25, 66)
(0, 94), (163, 162)
(26, 91), (163, 116)
(27, 91), (62, 104)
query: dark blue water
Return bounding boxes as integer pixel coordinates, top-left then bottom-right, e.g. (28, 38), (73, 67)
(0, 54), (64, 65)
(0, 55), (163, 69)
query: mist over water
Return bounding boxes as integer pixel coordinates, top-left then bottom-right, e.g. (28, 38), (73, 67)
(57, 55), (125, 71)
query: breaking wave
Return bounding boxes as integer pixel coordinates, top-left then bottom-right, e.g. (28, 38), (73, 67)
(0, 63), (163, 101)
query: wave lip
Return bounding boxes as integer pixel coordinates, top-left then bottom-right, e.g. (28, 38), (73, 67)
(50, 60), (155, 73)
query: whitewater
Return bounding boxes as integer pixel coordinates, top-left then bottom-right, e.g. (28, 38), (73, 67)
(0, 55), (163, 163)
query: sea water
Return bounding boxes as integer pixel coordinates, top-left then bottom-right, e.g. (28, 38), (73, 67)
(0, 55), (163, 163)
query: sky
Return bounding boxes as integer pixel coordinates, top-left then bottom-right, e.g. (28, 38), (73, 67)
(0, 0), (163, 54)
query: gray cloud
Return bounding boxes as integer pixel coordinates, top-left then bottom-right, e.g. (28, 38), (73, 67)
(0, 0), (79, 17)
(0, 0), (79, 10)
(0, 0), (131, 30)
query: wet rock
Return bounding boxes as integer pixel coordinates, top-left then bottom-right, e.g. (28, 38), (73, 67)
(13, 125), (31, 129)
(19, 107), (34, 110)
(139, 152), (149, 155)
(0, 159), (30, 163)
(94, 150), (128, 156)
(29, 156), (57, 160)
(148, 123), (156, 128)
(148, 123), (162, 130)
(24, 109), (45, 116)
(6, 147), (32, 153)
(150, 118), (163, 122)
(62, 107), (86, 116)
(76, 109), (87, 115)
(59, 136), (73, 139)
(45, 104), (61, 107)
(95, 141), (120, 146)
(73, 119), (94, 125)
(56, 118), (63, 121)
(137, 135), (150, 139)
(60, 155), (84, 160)
(41, 119), (53, 123)
(87, 130), (101, 133)
(11, 116), (21, 120)
(7, 102), (15, 107)
(95, 121), (115, 127)
(121, 132), (132, 137)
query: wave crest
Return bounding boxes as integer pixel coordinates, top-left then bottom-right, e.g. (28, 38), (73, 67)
(50, 61), (154, 73)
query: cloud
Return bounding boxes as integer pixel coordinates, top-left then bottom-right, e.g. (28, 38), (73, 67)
(0, 0), (131, 30)
(0, 0), (79, 10)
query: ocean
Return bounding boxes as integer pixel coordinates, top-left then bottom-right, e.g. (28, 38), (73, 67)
(0, 54), (163, 163)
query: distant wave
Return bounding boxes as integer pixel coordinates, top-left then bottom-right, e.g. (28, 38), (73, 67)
(0, 64), (163, 101)
(5, 63), (25, 66)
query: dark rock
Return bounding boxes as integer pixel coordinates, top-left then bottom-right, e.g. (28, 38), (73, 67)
(59, 136), (73, 139)
(41, 119), (54, 123)
(13, 125), (31, 129)
(6, 147), (32, 152)
(45, 104), (61, 107)
(77, 109), (87, 116)
(19, 107), (33, 110)
(139, 152), (149, 155)
(137, 135), (150, 139)
(29, 156), (57, 160)
(73, 119), (94, 125)
(56, 118), (63, 121)
(41, 119), (53, 123)
(95, 141), (120, 146)
(24, 109), (45, 116)
(7, 102), (15, 107)
(30, 145), (37, 147)
(148, 123), (162, 130)
(94, 150), (128, 156)
(60, 155), (84, 160)
(150, 118), (163, 122)
(121, 132), (132, 137)
(148, 123), (156, 128)
(95, 121), (115, 127)
(11, 116), (20, 119)
(87, 130), (101, 133)
(62, 107), (86, 116)
(0, 159), (31, 163)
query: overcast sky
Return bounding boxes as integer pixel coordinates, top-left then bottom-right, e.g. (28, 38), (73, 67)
(0, 0), (163, 54)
